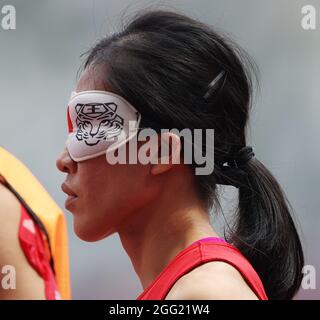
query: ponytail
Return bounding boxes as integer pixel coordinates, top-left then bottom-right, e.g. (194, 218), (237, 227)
(226, 156), (304, 299)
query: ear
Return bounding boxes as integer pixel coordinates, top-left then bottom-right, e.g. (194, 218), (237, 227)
(150, 132), (181, 176)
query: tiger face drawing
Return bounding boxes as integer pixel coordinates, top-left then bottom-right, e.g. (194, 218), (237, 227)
(75, 102), (124, 146)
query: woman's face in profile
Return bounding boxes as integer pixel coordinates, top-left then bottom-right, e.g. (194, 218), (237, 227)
(56, 65), (156, 242)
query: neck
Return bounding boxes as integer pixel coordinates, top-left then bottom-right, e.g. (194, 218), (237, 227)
(118, 175), (220, 290)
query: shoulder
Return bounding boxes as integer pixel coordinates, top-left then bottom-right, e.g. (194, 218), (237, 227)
(165, 261), (259, 300)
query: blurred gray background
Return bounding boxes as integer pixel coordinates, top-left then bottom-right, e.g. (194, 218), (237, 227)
(0, 0), (319, 299)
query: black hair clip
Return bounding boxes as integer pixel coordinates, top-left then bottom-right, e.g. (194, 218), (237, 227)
(203, 70), (226, 100)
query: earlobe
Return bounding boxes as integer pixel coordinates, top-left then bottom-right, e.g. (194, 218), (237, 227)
(150, 132), (181, 176)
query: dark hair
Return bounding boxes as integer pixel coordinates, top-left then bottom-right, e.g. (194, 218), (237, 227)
(83, 10), (304, 299)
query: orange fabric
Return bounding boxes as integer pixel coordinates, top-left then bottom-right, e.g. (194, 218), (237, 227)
(0, 146), (71, 299)
(137, 238), (268, 300)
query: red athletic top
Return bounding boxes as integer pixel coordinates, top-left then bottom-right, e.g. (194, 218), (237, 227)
(136, 237), (268, 300)
(18, 205), (61, 300)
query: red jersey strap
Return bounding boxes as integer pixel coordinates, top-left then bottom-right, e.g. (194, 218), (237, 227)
(18, 204), (61, 300)
(136, 239), (268, 300)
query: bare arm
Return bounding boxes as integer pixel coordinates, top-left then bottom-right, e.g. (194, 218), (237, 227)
(0, 182), (46, 299)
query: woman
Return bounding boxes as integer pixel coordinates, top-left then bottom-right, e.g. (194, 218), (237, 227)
(0, 147), (70, 299)
(57, 10), (304, 300)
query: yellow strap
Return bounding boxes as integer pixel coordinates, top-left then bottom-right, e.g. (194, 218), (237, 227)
(0, 146), (71, 299)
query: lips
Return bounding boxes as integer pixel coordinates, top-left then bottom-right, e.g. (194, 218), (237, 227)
(61, 182), (77, 197)
(61, 182), (78, 209)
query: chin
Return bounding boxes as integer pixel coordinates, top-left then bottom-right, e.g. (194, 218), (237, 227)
(73, 219), (115, 242)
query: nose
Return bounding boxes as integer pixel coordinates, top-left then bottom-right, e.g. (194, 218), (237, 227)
(56, 147), (77, 174)
(90, 126), (98, 137)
